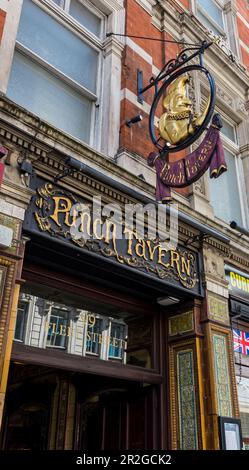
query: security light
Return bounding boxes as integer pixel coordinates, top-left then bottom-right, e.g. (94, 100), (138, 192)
(230, 221), (249, 238)
(126, 114), (143, 127)
(157, 296), (180, 306)
(65, 156), (84, 171)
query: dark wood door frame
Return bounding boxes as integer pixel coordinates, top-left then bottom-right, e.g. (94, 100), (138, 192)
(22, 264), (157, 316)
(11, 343), (163, 385)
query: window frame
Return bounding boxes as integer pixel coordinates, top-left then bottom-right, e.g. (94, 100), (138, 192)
(84, 313), (104, 357)
(82, 313), (127, 363)
(9, 0), (106, 147)
(52, 0), (106, 40)
(14, 298), (30, 342)
(108, 318), (127, 362)
(196, 0), (226, 36)
(207, 107), (248, 227)
(46, 304), (70, 349)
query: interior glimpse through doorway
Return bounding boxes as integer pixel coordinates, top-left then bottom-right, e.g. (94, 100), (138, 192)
(1, 363), (159, 450)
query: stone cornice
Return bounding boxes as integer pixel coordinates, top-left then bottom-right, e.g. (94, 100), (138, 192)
(228, 250), (249, 273)
(0, 180), (34, 208)
(103, 36), (124, 58)
(239, 144), (249, 158)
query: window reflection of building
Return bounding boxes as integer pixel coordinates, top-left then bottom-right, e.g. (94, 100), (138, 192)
(46, 307), (69, 349)
(14, 291), (140, 367)
(109, 322), (126, 360)
(14, 299), (29, 342)
(85, 317), (103, 356)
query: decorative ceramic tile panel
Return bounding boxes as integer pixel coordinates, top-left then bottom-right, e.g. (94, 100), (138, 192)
(169, 311), (194, 336)
(208, 292), (229, 324)
(177, 349), (198, 449)
(213, 334), (232, 417)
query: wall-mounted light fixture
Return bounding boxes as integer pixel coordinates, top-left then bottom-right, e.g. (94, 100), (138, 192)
(54, 156), (85, 182)
(157, 296), (180, 306)
(230, 221), (249, 238)
(125, 114), (143, 127)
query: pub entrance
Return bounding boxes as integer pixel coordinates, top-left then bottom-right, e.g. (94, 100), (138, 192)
(1, 362), (158, 450)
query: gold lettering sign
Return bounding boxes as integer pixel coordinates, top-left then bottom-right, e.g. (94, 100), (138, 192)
(31, 183), (199, 292)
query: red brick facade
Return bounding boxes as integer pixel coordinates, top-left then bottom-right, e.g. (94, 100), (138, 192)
(0, 9), (6, 44)
(119, 0), (249, 198)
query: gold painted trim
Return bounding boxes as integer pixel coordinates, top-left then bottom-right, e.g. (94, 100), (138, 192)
(0, 283), (20, 396)
(169, 338), (201, 450)
(212, 324), (240, 419)
(196, 337), (206, 450)
(0, 257), (17, 428)
(0, 257), (16, 372)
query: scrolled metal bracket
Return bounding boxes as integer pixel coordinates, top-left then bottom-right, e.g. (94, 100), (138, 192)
(137, 41), (212, 105)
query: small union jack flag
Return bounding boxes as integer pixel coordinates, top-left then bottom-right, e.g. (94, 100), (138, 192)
(233, 329), (249, 356)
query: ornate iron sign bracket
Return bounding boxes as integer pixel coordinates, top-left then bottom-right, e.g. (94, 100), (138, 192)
(137, 40), (212, 104)
(137, 41), (215, 156)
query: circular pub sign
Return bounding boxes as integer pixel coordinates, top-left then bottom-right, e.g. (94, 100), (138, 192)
(145, 42), (227, 202)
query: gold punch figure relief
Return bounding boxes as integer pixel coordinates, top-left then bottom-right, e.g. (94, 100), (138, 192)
(158, 75), (210, 145)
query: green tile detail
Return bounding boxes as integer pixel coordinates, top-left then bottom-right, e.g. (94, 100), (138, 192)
(177, 349), (198, 449)
(213, 334), (232, 417)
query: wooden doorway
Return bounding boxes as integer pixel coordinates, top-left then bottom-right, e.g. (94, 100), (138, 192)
(75, 383), (158, 450)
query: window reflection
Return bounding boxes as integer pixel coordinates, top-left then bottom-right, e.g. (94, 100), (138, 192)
(14, 285), (153, 370)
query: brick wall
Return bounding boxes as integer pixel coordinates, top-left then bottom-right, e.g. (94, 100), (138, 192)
(120, 0), (187, 195)
(0, 8), (6, 44)
(120, 0), (249, 199)
(236, 0), (249, 71)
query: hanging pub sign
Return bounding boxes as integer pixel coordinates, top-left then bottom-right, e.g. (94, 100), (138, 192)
(137, 41), (227, 202)
(23, 177), (202, 296)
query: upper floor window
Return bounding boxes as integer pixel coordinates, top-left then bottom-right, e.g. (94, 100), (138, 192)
(7, 0), (104, 144)
(196, 0), (225, 36)
(52, 0), (102, 37)
(208, 116), (244, 225)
